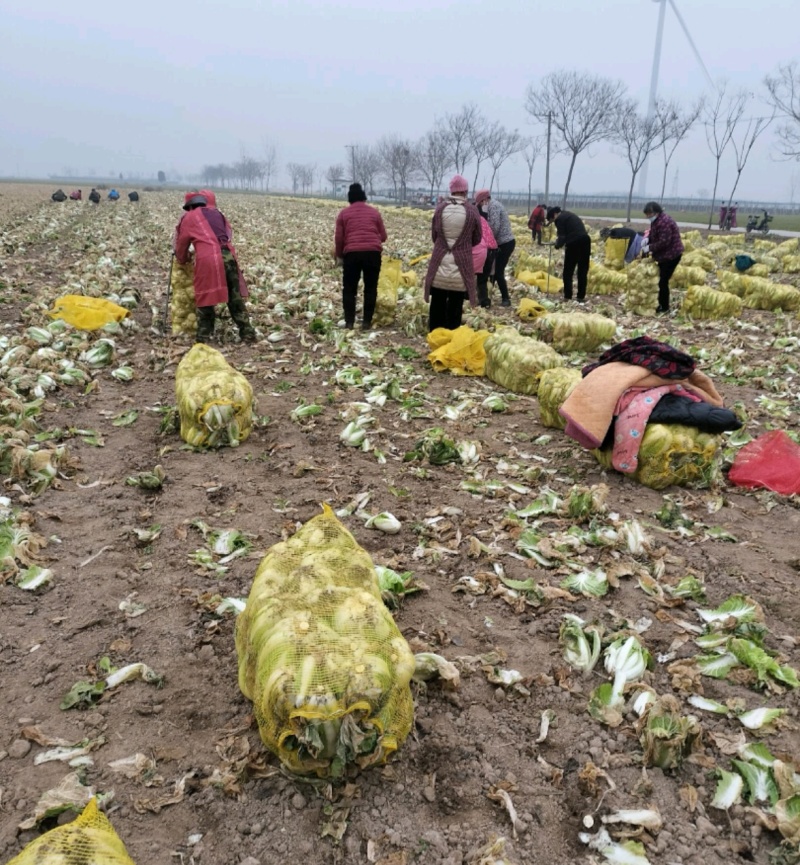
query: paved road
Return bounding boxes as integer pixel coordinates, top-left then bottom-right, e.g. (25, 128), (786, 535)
(585, 214), (800, 239)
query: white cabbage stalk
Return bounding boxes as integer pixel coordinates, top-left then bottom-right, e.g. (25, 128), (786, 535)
(457, 440), (480, 465)
(605, 636), (649, 701)
(340, 420), (367, 447)
(687, 695), (729, 715)
(559, 614), (601, 673)
(579, 828), (651, 865)
(732, 759), (779, 804)
(16, 566), (53, 591)
(105, 662), (162, 689)
(696, 594), (760, 625)
(413, 653), (460, 688)
(215, 597), (246, 615)
(630, 688), (657, 717)
(34, 745), (93, 766)
(364, 512), (401, 534)
(738, 743), (776, 769)
(111, 366), (134, 381)
(737, 707), (786, 730)
(601, 809), (663, 832)
(711, 769), (744, 810)
(619, 519), (648, 555)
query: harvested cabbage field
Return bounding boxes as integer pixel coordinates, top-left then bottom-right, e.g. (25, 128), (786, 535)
(2, 183), (800, 865)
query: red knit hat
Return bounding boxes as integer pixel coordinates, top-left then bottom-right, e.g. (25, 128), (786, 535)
(475, 189), (491, 206)
(449, 175), (468, 194)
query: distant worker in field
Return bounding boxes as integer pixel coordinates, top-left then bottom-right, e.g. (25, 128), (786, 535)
(173, 192), (257, 343)
(474, 204), (498, 309)
(599, 225), (645, 264)
(528, 202), (547, 245)
(128, 191), (139, 202)
(546, 206), (591, 303)
(88, 188), (101, 204)
(643, 201), (683, 314)
(423, 174), (481, 331)
(108, 188), (120, 202)
(69, 189), (82, 201)
(333, 182), (387, 330)
(51, 189), (67, 202)
(474, 190), (515, 307)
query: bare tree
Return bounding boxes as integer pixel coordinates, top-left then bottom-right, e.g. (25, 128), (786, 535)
(286, 162), (303, 195)
(525, 70), (627, 206)
(299, 164), (316, 196)
(656, 97), (704, 200)
(377, 135), (418, 202)
(446, 103), (480, 175)
(261, 140), (278, 191)
(326, 163), (345, 196)
(765, 62), (800, 160)
(416, 123), (453, 199)
(487, 127), (523, 193)
(723, 107), (775, 214)
(704, 84), (748, 229)
(613, 101), (670, 222)
(352, 145), (381, 196)
(468, 115), (496, 192)
(520, 137), (544, 213)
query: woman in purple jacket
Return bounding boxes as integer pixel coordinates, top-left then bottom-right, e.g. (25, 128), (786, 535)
(334, 183), (387, 330)
(643, 201), (684, 314)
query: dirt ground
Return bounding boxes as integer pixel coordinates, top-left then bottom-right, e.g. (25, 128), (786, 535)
(1, 185), (799, 865)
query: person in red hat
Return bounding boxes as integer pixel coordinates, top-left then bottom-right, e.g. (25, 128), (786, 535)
(423, 175), (482, 331)
(173, 192), (257, 343)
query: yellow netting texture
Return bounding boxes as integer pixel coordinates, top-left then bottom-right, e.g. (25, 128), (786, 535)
(682, 285), (743, 320)
(426, 325), (489, 376)
(175, 344), (254, 448)
(170, 260), (196, 336)
(516, 270), (563, 294)
(587, 262), (627, 296)
(593, 423), (720, 490)
(47, 296), (128, 331)
(537, 368), (582, 429)
(374, 257), (401, 326)
(483, 327), (563, 395)
(624, 260), (660, 316)
(7, 798), (136, 865)
(235, 504), (415, 778)
(517, 297), (548, 321)
(603, 237), (628, 270)
(533, 312), (617, 353)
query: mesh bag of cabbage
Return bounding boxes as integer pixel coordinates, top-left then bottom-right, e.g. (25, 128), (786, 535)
(426, 325), (489, 376)
(7, 798), (136, 865)
(593, 423), (720, 490)
(624, 259), (660, 316)
(235, 504), (415, 778)
(537, 367), (582, 429)
(373, 257), (401, 326)
(47, 295), (129, 331)
(742, 280), (800, 312)
(603, 237), (628, 270)
(587, 263), (627, 296)
(533, 312), (617, 353)
(170, 261), (197, 336)
(484, 327), (563, 396)
(681, 285), (743, 320)
(175, 344), (254, 448)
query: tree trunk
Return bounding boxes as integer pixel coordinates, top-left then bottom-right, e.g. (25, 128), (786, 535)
(626, 171), (638, 223)
(562, 151), (578, 209)
(660, 150), (669, 201)
(489, 167), (499, 193)
(707, 159), (721, 230)
(527, 171), (532, 214)
(472, 162), (482, 195)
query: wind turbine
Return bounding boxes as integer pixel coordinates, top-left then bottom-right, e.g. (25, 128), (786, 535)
(638, 0), (715, 198)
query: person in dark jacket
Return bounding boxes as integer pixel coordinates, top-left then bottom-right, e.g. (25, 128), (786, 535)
(51, 189), (67, 202)
(333, 183), (387, 330)
(475, 190), (515, 307)
(547, 206), (591, 303)
(599, 226), (645, 264)
(128, 191), (140, 202)
(643, 201), (684, 314)
(88, 189), (101, 204)
(528, 203), (546, 245)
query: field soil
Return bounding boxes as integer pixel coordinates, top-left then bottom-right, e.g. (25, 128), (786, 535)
(1, 185), (799, 865)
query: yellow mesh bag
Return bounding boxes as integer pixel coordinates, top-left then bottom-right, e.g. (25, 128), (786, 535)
(682, 285), (743, 320)
(47, 296), (128, 331)
(537, 367), (582, 429)
(175, 344), (254, 448)
(671, 265), (708, 289)
(517, 298), (548, 321)
(533, 312), (617, 353)
(783, 255), (800, 273)
(399, 270), (418, 288)
(235, 504), (415, 778)
(624, 260), (660, 316)
(514, 253), (551, 276)
(516, 270), (563, 294)
(484, 326), (563, 395)
(742, 280), (800, 312)
(426, 325), (489, 376)
(7, 798), (136, 865)
(374, 257), (402, 326)
(170, 261), (197, 336)
(593, 424), (720, 490)
(587, 262), (627, 296)
(604, 237), (628, 270)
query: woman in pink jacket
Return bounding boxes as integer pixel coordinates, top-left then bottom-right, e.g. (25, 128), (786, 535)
(473, 208), (497, 309)
(334, 183), (387, 330)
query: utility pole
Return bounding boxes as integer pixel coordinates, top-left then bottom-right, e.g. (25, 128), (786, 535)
(638, 0), (667, 199)
(345, 145), (356, 183)
(544, 112), (552, 208)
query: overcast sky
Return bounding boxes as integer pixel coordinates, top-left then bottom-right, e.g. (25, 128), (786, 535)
(1, 0), (798, 202)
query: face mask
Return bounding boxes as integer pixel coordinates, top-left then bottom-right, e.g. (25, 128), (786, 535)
(479, 206), (487, 215)
(648, 215), (657, 223)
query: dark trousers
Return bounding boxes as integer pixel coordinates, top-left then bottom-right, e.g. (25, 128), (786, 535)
(477, 251), (494, 307)
(492, 239), (515, 300)
(563, 234), (591, 300)
(428, 287), (465, 332)
(657, 255), (682, 310)
(531, 228), (543, 245)
(342, 250), (381, 326)
(196, 250), (255, 340)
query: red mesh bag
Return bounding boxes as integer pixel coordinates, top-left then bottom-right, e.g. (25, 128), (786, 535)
(728, 430), (800, 495)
